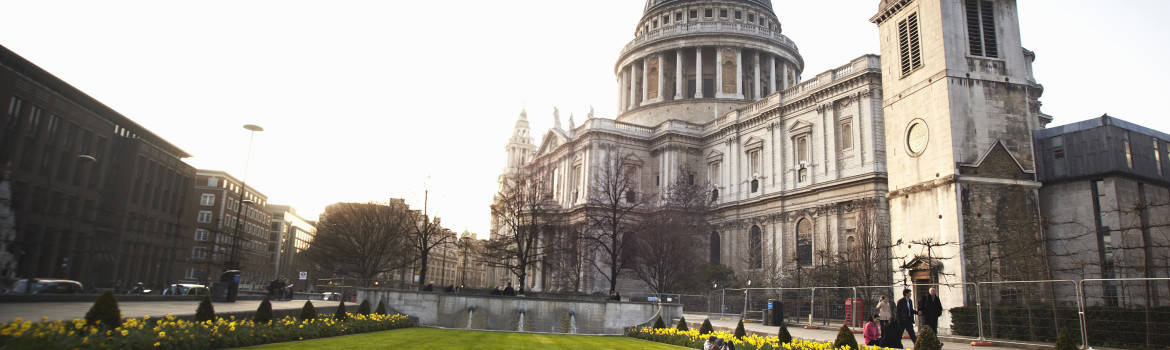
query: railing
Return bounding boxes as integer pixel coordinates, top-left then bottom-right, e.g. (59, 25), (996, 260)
(680, 277), (1170, 350)
(621, 21), (798, 55)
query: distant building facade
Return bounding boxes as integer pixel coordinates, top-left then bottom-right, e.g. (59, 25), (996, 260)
(1035, 115), (1170, 306)
(0, 44), (196, 291)
(187, 170), (273, 287)
(266, 204), (316, 284)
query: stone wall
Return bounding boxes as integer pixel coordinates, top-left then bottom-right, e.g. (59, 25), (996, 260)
(357, 288), (681, 335)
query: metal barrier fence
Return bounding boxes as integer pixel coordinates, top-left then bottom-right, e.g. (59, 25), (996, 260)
(677, 277), (1169, 350)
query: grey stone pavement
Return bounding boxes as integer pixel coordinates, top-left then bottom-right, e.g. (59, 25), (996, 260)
(684, 313), (1029, 350)
(0, 299), (342, 322)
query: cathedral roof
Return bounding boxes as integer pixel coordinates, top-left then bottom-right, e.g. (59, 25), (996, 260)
(644, 0), (773, 14)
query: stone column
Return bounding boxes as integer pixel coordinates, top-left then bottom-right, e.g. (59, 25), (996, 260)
(618, 69), (626, 112)
(629, 65), (638, 110)
(769, 55), (777, 94)
(642, 58), (649, 103)
(675, 50), (684, 100)
(735, 48), (744, 99)
(753, 51), (761, 100)
(780, 63), (789, 89)
(695, 48), (704, 98)
(715, 48), (723, 97)
(656, 54), (665, 103)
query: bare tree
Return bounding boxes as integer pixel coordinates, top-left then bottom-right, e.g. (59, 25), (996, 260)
(303, 202), (414, 287)
(485, 173), (554, 293)
(408, 191), (453, 288)
(584, 150), (647, 294)
(629, 166), (709, 294)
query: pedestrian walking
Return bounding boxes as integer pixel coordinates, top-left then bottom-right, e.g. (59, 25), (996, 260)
(895, 289), (918, 342)
(919, 287), (942, 333)
(876, 295), (893, 327)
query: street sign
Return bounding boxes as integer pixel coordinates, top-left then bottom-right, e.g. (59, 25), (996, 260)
(298, 271), (308, 280)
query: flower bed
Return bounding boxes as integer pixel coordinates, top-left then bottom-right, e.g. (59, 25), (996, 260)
(628, 326), (889, 350)
(0, 313), (413, 349)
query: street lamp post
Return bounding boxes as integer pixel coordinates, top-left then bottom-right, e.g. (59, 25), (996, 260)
(224, 124), (262, 302)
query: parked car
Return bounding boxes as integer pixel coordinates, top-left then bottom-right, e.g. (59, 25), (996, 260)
(322, 292), (342, 301)
(162, 283), (209, 296)
(10, 278), (83, 294)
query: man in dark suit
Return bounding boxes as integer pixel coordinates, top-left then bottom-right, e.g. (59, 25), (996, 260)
(920, 287), (943, 333)
(896, 289), (918, 342)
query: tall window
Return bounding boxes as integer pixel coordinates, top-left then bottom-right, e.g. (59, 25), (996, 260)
(1124, 133), (1133, 168)
(197, 210), (212, 223)
(194, 229), (209, 241)
(839, 119), (854, 150)
(965, 0), (998, 58)
(1154, 139), (1163, 175)
(200, 193), (215, 206)
(749, 150), (760, 193)
(708, 161), (720, 186)
(796, 219), (812, 266)
(749, 225), (762, 269)
(26, 106), (42, 139)
(797, 135), (810, 182)
(6, 96), (23, 129)
(897, 12), (923, 75)
(710, 232), (721, 265)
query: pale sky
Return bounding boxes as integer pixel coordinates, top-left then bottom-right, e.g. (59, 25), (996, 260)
(1, 1), (1167, 235)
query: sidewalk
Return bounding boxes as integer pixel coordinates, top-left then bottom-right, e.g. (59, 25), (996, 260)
(682, 313), (1026, 350)
(0, 299), (342, 322)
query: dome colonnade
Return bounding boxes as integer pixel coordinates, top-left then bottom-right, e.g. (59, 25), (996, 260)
(616, 0), (805, 125)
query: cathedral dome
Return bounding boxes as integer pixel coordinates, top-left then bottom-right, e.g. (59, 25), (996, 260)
(644, 0), (772, 14)
(616, 0), (803, 126)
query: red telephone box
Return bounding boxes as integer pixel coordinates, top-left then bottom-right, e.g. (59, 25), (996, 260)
(843, 298), (865, 327)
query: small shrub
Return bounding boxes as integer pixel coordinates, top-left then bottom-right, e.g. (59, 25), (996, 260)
(375, 301), (387, 315)
(734, 319), (746, 339)
(358, 300), (371, 315)
(914, 325), (944, 350)
(300, 300), (317, 320)
(1054, 327), (1077, 350)
(334, 300), (348, 320)
(84, 291), (121, 328)
(675, 315), (689, 331)
(699, 319), (714, 334)
(777, 322), (793, 344)
(653, 316), (666, 329)
(254, 297), (273, 324)
(195, 295), (216, 322)
(832, 324), (859, 350)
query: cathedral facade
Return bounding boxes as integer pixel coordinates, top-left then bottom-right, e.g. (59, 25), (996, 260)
(495, 0), (891, 294)
(492, 0), (1170, 336)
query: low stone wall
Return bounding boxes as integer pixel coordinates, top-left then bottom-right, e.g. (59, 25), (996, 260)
(358, 288), (681, 335)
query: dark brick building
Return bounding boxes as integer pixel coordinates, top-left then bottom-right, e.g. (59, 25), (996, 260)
(0, 44), (196, 291)
(187, 170), (273, 288)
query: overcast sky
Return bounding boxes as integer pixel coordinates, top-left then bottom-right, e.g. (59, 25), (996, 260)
(1, 1), (1167, 236)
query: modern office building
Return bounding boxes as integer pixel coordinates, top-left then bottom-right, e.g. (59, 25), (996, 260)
(266, 204), (316, 285)
(1, 44), (196, 290)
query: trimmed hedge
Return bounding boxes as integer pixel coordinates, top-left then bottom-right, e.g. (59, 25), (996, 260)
(84, 291), (121, 328)
(951, 305), (1170, 348)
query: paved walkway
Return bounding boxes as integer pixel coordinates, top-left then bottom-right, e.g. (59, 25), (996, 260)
(0, 299), (342, 322)
(683, 314), (1026, 350)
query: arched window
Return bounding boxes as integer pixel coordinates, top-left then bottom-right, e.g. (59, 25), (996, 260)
(711, 189), (719, 202)
(796, 218), (812, 266)
(749, 225), (762, 269)
(710, 232), (721, 265)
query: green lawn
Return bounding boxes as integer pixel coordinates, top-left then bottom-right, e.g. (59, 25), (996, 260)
(248, 327), (689, 349)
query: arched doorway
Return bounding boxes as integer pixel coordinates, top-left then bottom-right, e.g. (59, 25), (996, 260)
(796, 218), (812, 266)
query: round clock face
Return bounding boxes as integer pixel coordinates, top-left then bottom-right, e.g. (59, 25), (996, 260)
(906, 120), (928, 156)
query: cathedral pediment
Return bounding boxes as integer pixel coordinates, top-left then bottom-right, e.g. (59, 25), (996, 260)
(535, 129), (571, 156)
(706, 150), (724, 162)
(744, 136), (764, 152)
(788, 120), (813, 134)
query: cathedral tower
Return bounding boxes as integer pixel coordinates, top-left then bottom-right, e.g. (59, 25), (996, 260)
(503, 107), (536, 174)
(872, 0), (1048, 333)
